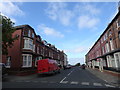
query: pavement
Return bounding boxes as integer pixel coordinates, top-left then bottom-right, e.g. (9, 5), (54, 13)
(86, 67), (120, 87)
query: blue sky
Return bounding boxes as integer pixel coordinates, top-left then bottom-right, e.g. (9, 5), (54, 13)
(0, 1), (118, 65)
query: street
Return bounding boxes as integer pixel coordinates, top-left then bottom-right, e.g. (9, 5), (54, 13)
(2, 67), (117, 88)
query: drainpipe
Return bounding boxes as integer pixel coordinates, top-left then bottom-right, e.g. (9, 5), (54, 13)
(99, 58), (103, 72)
(92, 60), (95, 69)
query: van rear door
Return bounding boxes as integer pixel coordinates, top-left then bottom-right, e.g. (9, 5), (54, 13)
(38, 59), (49, 73)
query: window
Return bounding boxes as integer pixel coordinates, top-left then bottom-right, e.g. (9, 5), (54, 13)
(37, 46), (39, 54)
(105, 43), (110, 53)
(118, 31), (120, 39)
(32, 33), (34, 38)
(29, 39), (33, 50)
(6, 56), (11, 68)
(23, 30), (28, 36)
(28, 55), (32, 66)
(108, 30), (112, 36)
(114, 53), (120, 68)
(22, 54), (32, 67)
(23, 37), (33, 50)
(23, 55), (27, 66)
(101, 38), (103, 43)
(118, 20), (120, 27)
(33, 44), (35, 52)
(110, 38), (114, 51)
(104, 35), (106, 41)
(35, 56), (42, 67)
(24, 38), (29, 49)
(28, 30), (31, 37)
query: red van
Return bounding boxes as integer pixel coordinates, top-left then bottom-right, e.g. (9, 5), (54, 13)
(37, 59), (60, 75)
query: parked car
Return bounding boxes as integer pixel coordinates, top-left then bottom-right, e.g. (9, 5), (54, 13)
(64, 65), (72, 69)
(81, 64), (86, 69)
(0, 63), (8, 79)
(37, 59), (60, 75)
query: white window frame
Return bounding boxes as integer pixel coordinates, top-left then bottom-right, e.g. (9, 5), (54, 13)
(117, 20), (120, 28)
(22, 54), (32, 67)
(37, 46), (39, 54)
(105, 43), (110, 53)
(32, 33), (34, 38)
(35, 56), (42, 67)
(118, 31), (120, 39)
(114, 53), (120, 68)
(29, 39), (33, 50)
(28, 30), (31, 37)
(6, 56), (11, 68)
(33, 44), (35, 52)
(110, 39), (114, 51)
(23, 37), (33, 50)
(108, 30), (112, 36)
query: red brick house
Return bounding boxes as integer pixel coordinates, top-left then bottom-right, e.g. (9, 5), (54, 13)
(2, 25), (67, 74)
(85, 6), (120, 72)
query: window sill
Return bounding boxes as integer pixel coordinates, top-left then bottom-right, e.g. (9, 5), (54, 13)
(6, 66), (10, 68)
(23, 48), (32, 50)
(22, 66), (32, 68)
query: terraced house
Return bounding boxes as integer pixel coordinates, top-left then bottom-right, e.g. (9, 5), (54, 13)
(2, 25), (68, 74)
(85, 5), (120, 72)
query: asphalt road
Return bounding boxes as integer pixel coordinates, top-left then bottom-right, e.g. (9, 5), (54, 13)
(2, 66), (117, 88)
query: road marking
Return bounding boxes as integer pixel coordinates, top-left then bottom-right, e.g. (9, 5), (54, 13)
(70, 81), (79, 84)
(81, 82), (89, 85)
(49, 81), (56, 83)
(105, 84), (116, 88)
(40, 81), (48, 83)
(25, 81), (31, 82)
(93, 83), (102, 86)
(67, 73), (71, 76)
(10, 80), (15, 82)
(16, 81), (23, 82)
(67, 69), (74, 76)
(60, 81), (68, 84)
(33, 81), (39, 82)
(60, 77), (67, 83)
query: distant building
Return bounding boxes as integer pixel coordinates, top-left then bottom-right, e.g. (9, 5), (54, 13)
(2, 25), (67, 73)
(85, 4), (120, 72)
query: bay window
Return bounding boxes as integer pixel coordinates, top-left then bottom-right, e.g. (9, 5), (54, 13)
(22, 54), (32, 67)
(23, 37), (33, 50)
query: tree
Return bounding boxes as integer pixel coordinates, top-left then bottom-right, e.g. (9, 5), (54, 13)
(1, 15), (17, 55)
(75, 63), (80, 66)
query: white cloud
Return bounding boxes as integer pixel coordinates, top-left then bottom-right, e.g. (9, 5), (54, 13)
(0, 2), (24, 16)
(46, 2), (100, 29)
(59, 10), (74, 26)
(83, 4), (100, 15)
(73, 3), (100, 30)
(45, 2), (74, 26)
(74, 3), (100, 15)
(0, 2), (24, 24)
(38, 24), (64, 38)
(78, 15), (99, 29)
(11, 18), (17, 23)
(65, 46), (88, 54)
